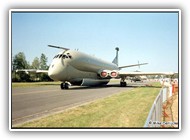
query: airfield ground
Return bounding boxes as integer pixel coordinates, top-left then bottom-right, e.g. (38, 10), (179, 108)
(12, 80), (162, 128)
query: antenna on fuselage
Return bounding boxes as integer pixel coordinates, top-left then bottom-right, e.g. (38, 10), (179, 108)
(112, 47), (119, 66)
(48, 45), (70, 51)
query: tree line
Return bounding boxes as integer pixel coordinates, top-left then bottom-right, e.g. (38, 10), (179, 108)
(12, 52), (52, 82)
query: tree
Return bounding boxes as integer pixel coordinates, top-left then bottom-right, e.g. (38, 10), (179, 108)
(29, 57), (40, 81)
(12, 52), (31, 82)
(39, 53), (50, 81)
(12, 52), (51, 82)
(40, 53), (48, 70)
(31, 57), (40, 69)
(12, 52), (29, 70)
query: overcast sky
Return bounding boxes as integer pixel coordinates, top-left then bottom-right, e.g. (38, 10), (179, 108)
(11, 10), (179, 72)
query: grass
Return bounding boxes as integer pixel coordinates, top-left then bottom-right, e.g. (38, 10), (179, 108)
(17, 83), (161, 128)
(12, 81), (61, 88)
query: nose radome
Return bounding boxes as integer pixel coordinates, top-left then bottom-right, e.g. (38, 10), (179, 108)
(48, 63), (59, 80)
(48, 69), (55, 80)
(48, 58), (68, 81)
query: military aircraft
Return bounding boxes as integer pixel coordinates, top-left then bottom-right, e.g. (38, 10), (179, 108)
(16, 45), (175, 89)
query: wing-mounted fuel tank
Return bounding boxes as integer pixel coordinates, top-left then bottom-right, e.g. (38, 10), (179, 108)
(98, 70), (118, 78)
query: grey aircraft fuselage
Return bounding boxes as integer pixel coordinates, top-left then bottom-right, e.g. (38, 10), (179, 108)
(48, 49), (119, 86)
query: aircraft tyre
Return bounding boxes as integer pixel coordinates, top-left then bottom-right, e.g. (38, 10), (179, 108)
(60, 83), (69, 90)
(61, 83), (65, 89)
(64, 83), (69, 89)
(120, 82), (127, 87)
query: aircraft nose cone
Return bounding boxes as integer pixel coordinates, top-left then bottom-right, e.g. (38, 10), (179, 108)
(48, 70), (56, 80)
(48, 65), (59, 80)
(48, 60), (67, 81)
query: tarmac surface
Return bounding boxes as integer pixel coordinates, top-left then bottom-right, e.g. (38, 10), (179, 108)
(11, 81), (147, 126)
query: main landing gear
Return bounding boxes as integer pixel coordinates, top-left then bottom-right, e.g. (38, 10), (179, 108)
(120, 78), (127, 87)
(60, 82), (69, 89)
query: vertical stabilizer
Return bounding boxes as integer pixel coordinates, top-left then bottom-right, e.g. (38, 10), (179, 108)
(112, 47), (119, 66)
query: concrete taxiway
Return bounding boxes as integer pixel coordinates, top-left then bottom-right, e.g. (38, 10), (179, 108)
(11, 81), (148, 126)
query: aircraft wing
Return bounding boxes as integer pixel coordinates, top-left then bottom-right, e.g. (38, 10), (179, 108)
(119, 63), (148, 69)
(16, 69), (48, 74)
(118, 71), (176, 77)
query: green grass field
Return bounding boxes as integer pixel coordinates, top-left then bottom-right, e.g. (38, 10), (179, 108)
(17, 83), (161, 128)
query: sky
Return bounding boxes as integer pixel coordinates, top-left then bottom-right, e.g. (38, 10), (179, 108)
(11, 10), (179, 72)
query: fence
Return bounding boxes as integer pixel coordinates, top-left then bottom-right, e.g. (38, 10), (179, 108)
(144, 86), (172, 127)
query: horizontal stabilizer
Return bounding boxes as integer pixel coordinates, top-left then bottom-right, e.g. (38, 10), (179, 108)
(48, 45), (70, 51)
(119, 63), (148, 69)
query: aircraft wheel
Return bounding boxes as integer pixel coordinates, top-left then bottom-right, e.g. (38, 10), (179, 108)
(123, 82), (127, 87)
(60, 83), (65, 89)
(60, 83), (69, 90)
(64, 83), (69, 89)
(120, 82), (127, 87)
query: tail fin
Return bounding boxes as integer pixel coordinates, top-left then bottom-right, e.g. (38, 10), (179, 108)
(112, 47), (119, 66)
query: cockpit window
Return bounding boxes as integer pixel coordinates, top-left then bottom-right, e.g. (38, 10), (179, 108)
(59, 54), (63, 58)
(53, 53), (72, 59)
(53, 55), (57, 59)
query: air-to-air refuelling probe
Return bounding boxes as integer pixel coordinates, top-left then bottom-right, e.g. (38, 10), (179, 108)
(16, 45), (175, 89)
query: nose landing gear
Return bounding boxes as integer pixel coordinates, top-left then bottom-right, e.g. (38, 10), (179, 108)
(60, 82), (69, 89)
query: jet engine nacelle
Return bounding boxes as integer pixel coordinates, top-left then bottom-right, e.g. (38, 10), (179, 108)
(109, 70), (118, 78)
(98, 70), (118, 78)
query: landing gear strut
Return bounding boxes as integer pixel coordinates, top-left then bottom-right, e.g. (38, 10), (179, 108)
(120, 78), (127, 87)
(60, 82), (69, 89)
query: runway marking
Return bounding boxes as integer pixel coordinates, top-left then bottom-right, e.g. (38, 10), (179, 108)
(12, 89), (60, 96)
